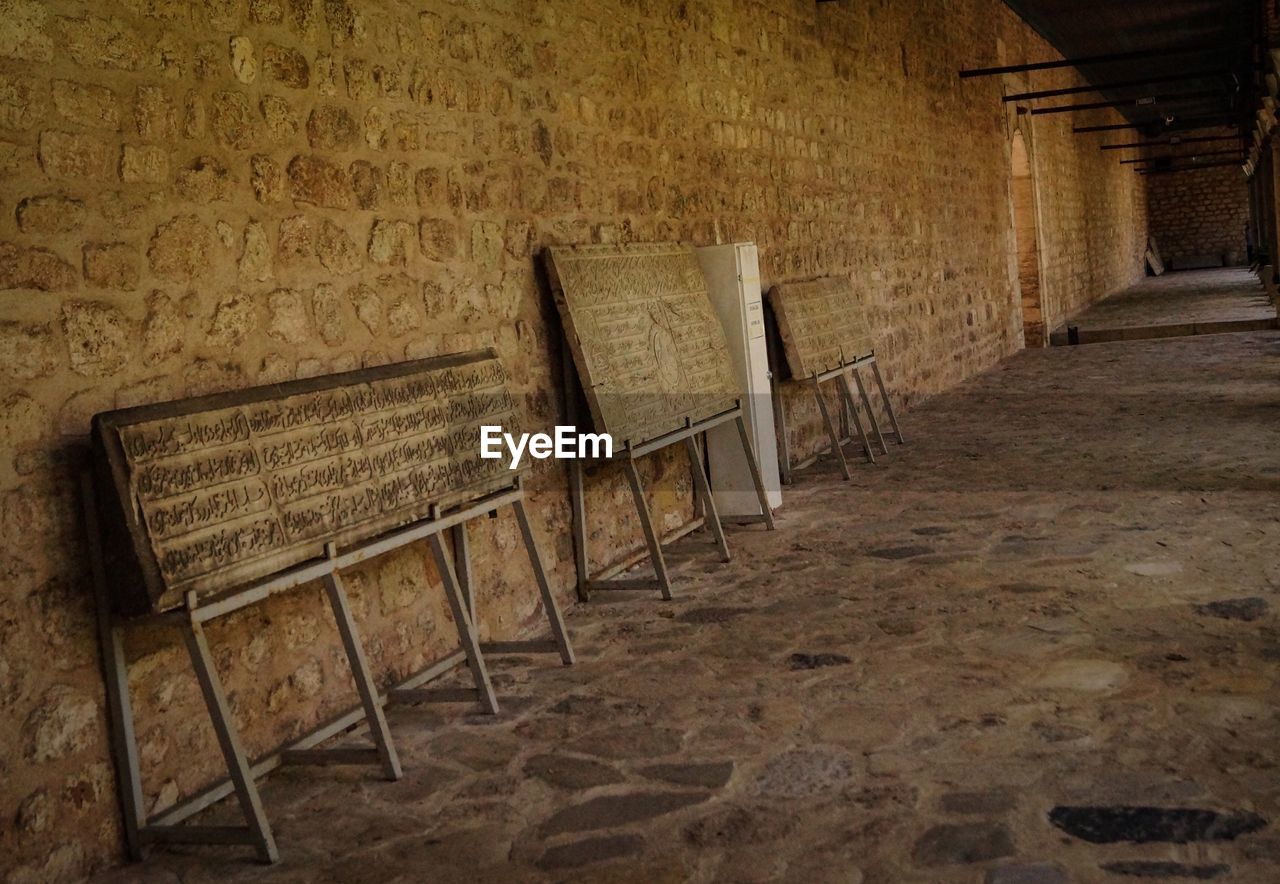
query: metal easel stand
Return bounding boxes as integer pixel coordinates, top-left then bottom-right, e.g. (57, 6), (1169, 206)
(84, 474), (570, 864)
(568, 407), (777, 602)
(775, 354), (905, 482)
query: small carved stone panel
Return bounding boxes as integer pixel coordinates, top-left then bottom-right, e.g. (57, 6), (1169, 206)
(92, 351), (519, 615)
(545, 242), (741, 447)
(768, 277), (875, 379)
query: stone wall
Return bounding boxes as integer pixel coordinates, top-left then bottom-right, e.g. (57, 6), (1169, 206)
(1147, 135), (1249, 266)
(0, 1), (1146, 878)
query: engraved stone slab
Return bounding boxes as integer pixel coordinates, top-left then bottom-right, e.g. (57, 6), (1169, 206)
(544, 243), (740, 447)
(92, 350), (519, 615)
(767, 277), (875, 379)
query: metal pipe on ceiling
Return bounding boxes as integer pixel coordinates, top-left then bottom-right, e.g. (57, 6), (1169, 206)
(959, 44), (1232, 79)
(1101, 134), (1243, 150)
(1003, 69), (1228, 102)
(1031, 88), (1225, 115)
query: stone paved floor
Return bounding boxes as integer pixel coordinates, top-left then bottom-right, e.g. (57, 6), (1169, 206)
(1055, 268), (1275, 334)
(102, 331), (1280, 883)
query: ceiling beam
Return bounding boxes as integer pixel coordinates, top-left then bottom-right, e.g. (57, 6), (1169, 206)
(1101, 134), (1243, 150)
(1003, 69), (1228, 103)
(1072, 112), (1244, 133)
(1121, 149), (1243, 164)
(1138, 160), (1243, 175)
(1031, 89), (1226, 116)
(960, 44), (1233, 79)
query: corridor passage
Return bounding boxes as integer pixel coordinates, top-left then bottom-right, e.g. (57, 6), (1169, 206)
(106, 330), (1280, 883)
(1050, 268), (1278, 344)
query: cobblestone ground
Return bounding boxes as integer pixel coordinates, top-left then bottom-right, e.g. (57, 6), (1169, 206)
(102, 331), (1280, 883)
(1059, 268), (1276, 333)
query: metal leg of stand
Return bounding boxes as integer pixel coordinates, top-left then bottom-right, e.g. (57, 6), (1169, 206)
(734, 413), (777, 530)
(870, 357), (904, 444)
(852, 364), (887, 455)
(450, 522), (475, 624)
(320, 549), (401, 782)
(564, 342), (591, 602)
(812, 375), (852, 480)
(623, 457), (673, 600)
(428, 533), (499, 714)
(182, 618), (279, 864)
(512, 497), (576, 664)
(82, 473), (145, 862)
(684, 436), (730, 562)
(838, 370), (876, 464)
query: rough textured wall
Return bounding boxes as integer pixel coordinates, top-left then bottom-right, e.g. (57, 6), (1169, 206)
(1148, 145), (1249, 266)
(0, 0), (1146, 878)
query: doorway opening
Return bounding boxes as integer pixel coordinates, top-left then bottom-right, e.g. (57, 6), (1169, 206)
(1011, 130), (1045, 347)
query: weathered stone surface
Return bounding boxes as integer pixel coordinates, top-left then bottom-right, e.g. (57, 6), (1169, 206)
(62, 300), (131, 376)
(639, 761), (734, 789)
(1098, 860), (1229, 879)
(249, 154), (283, 203)
(288, 154), (351, 207)
(369, 219), (415, 265)
(238, 221), (273, 281)
(317, 220), (361, 274)
(523, 754), (624, 790)
(278, 215), (313, 261)
(37, 130), (112, 178)
(865, 545), (934, 560)
(229, 35), (256, 84)
(540, 791), (711, 837)
(265, 288), (310, 344)
(536, 835), (645, 871)
(16, 195), (85, 234)
(1048, 806), (1267, 844)
(175, 156), (235, 202)
(0, 243), (77, 291)
(419, 217), (457, 261)
(260, 95), (299, 141)
(1034, 659), (1128, 692)
(82, 243), (138, 290)
(311, 283), (343, 345)
(470, 220), (504, 271)
(1, 0), (54, 62)
(941, 789), (1017, 815)
(263, 43), (309, 88)
(985, 863), (1069, 884)
(751, 747), (857, 798)
(51, 80), (118, 129)
(0, 321), (58, 378)
(567, 724), (684, 760)
(206, 293), (256, 347)
(349, 160), (382, 209)
(306, 104), (356, 149)
(58, 15), (145, 71)
(133, 85), (175, 139)
(119, 144), (168, 184)
(142, 291), (184, 364)
(23, 685), (98, 762)
(211, 90), (254, 149)
(1194, 597), (1267, 621)
(788, 652), (852, 670)
(347, 283), (382, 334)
(913, 823), (1016, 867)
(147, 215), (213, 280)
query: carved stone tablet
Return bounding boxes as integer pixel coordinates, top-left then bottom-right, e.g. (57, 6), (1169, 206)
(545, 242), (740, 447)
(92, 350), (520, 616)
(767, 277), (875, 379)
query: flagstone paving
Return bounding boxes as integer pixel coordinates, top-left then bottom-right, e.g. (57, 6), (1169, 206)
(99, 330), (1280, 883)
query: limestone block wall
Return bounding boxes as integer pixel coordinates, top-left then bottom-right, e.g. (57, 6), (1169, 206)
(0, 0), (1146, 878)
(1147, 141), (1249, 266)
